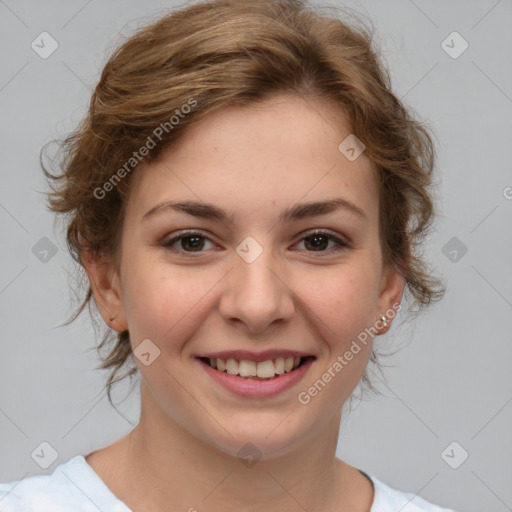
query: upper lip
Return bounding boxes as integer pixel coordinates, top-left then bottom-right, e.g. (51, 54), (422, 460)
(196, 349), (315, 363)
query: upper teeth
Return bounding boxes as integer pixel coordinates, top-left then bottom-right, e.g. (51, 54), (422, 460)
(208, 357), (302, 378)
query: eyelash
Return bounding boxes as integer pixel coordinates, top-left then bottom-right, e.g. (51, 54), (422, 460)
(161, 229), (350, 256)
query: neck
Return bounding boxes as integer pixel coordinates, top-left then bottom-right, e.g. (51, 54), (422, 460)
(111, 382), (366, 512)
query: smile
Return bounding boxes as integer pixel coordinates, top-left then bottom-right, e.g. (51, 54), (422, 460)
(199, 356), (313, 379)
(195, 354), (316, 398)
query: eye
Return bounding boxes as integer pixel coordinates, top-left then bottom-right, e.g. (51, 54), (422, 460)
(161, 230), (216, 254)
(161, 229), (350, 256)
(294, 230), (350, 254)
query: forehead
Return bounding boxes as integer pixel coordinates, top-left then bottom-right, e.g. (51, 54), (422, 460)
(126, 94), (379, 227)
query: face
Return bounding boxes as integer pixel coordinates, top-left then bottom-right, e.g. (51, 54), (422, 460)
(87, 93), (404, 459)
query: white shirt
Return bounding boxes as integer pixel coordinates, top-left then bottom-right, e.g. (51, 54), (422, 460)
(0, 455), (457, 511)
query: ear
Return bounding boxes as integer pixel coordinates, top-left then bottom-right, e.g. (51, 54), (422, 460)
(375, 263), (405, 335)
(81, 249), (128, 332)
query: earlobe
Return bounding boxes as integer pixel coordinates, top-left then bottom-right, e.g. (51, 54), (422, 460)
(81, 249), (128, 332)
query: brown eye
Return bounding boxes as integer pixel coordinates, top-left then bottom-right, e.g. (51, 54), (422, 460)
(295, 230), (349, 253)
(304, 233), (329, 251)
(178, 235), (205, 251)
(162, 231), (215, 253)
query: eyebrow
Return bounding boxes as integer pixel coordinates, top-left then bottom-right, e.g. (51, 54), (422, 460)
(141, 197), (367, 224)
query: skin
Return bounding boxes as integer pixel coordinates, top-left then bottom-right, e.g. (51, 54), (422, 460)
(83, 93), (405, 512)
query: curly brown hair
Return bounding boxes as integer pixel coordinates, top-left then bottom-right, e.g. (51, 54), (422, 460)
(43, 0), (445, 407)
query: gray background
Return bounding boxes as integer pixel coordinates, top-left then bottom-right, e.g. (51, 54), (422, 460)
(0, 1), (511, 511)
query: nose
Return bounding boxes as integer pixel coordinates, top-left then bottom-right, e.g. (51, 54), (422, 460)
(218, 246), (295, 334)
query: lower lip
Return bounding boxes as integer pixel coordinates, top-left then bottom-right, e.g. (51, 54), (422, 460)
(196, 358), (314, 398)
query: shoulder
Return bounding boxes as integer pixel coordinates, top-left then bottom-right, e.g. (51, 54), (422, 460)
(365, 472), (457, 512)
(0, 455), (131, 512)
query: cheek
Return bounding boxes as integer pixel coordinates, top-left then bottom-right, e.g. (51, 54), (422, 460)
(293, 266), (377, 409)
(120, 252), (223, 351)
(294, 260), (379, 345)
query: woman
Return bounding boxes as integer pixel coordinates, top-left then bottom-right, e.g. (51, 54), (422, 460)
(0, 0), (455, 510)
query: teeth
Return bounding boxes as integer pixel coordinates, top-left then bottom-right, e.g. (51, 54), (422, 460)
(256, 360), (275, 378)
(239, 360), (257, 377)
(226, 358), (238, 376)
(206, 356), (305, 378)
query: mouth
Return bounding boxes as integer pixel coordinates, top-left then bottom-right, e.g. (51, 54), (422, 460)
(195, 354), (316, 398)
(197, 355), (315, 380)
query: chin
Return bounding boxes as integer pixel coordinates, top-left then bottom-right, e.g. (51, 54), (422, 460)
(199, 415), (316, 462)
